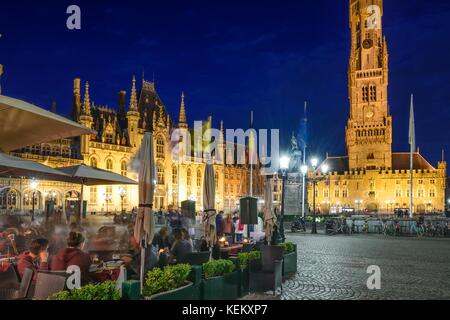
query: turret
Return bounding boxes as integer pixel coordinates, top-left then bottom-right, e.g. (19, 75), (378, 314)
(126, 76), (140, 148)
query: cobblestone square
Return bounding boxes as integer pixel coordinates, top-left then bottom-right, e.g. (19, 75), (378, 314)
(282, 233), (450, 300)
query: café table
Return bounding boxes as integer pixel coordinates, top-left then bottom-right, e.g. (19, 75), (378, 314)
(89, 263), (122, 282)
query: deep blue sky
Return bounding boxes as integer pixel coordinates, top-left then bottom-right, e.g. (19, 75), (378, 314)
(1, 0), (450, 165)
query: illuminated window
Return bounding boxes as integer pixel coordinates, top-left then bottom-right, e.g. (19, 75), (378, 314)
(187, 168), (192, 187)
(156, 136), (165, 158)
(121, 161), (127, 176)
(172, 166), (178, 185)
(90, 158), (98, 168)
(157, 165), (164, 185)
(105, 186), (112, 203)
(429, 188), (436, 198)
(196, 169), (201, 187)
(215, 171), (218, 188)
(90, 187), (97, 205)
(106, 159), (113, 171)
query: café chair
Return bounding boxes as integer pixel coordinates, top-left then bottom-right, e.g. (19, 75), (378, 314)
(249, 245), (283, 296)
(32, 272), (67, 300)
(0, 268), (33, 300)
(0, 263), (20, 289)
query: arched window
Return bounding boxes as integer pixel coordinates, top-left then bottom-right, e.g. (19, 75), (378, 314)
(370, 85), (377, 101)
(121, 161), (127, 176)
(356, 130), (361, 137)
(156, 136), (165, 159)
(106, 159), (113, 171)
(196, 169), (202, 187)
(157, 165), (164, 185)
(362, 86), (369, 102)
(90, 158), (98, 168)
(172, 166), (178, 185)
(187, 168), (192, 187)
(368, 130), (373, 137)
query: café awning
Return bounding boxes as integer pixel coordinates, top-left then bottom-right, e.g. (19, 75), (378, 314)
(0, 152), (70, 181)
(0, 95), (95, 152)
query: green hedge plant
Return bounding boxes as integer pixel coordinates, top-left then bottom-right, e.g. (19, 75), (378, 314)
(203, 259), (236, 279)
(48, 281), (121, 300)
(238, 251), (261, 270)
(143, 263), (192, 297)
(278, 242), (296, 254)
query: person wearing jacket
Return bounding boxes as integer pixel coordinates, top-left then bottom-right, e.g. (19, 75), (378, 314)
(51, 232), (92, 284)
(16, 238), (49, 281)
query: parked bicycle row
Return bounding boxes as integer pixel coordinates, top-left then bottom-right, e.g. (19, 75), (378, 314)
(289, 216), (450, 237)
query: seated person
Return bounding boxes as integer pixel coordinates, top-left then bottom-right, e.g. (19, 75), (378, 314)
(180, 228), (194, 248)
(16, 238), (49, 281)
(152, 226), (171, 251)
(51, 232), (92, 284)
(169, 229), (193, 264)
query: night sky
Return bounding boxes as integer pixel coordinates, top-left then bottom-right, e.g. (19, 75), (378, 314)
(1, 0), (450, 165)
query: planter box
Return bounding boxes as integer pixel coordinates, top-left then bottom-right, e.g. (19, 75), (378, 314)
(188, 265), (203, 285)
(202, 271), (239, 300)
(122, 280), (141, 300)
(238, 267), (250, 298)
(228, 257), (249, 298)
(282, 244), (298, 278)
(144, 282), (200, 300)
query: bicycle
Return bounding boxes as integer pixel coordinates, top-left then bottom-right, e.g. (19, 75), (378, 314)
(410, 221), (424, 237)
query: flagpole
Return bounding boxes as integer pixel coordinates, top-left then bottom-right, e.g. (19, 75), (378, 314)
(409, 94), (415, 218)
(249, 111), (253, 197)
(301, 101), (307, 218)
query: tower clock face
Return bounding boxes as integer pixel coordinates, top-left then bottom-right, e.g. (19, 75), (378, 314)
(362, 39), (373, 49)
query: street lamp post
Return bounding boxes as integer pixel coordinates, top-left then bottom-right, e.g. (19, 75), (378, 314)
(119, 188), (127, 214)
(304, 158), (329, 234)
(30, 180), (38, 222)
(279, 156), (290, 243)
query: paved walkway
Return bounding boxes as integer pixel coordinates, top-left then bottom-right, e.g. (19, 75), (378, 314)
(281, 233), (450, 300)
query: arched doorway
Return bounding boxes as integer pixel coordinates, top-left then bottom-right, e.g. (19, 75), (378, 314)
(44, 190), (61, 218)
(23, 190), (42, 212)
(366, 202), (379, 213)
(416, 204), (426, 214)
(65, 190), (80, 222)
(0, 187), (20, 210)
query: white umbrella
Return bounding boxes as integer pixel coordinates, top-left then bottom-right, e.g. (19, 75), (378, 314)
(56, 164), (137, 223)
(263, 177), (277, 243)
(0, 95), (95, 152)
(202, 161), (217, 247)
(0, 152), (70, 181)
(131, 132), (156, 294)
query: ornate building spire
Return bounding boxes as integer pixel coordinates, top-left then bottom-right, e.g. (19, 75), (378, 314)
(129, 75), (138, 112)
(82, 81), (91, 116)
(157, 103), (165, 127)
(178, 92), (187, 128)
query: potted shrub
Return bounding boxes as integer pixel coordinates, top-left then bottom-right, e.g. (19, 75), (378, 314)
(236, 251), (261, 297)
(143, 264), (199, 300)
(48, 281), (121, 300)
(202, 259), (238, 300)
(278, 242), (297, 277)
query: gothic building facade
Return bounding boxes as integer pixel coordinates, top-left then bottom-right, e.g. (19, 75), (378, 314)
(308, 0), (447, 214)
(1, 76), (264, 215)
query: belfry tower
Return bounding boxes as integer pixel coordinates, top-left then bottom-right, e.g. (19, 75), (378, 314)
(346, 0), (392, 170)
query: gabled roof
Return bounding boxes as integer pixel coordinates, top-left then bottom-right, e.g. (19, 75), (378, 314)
(392, 152), (435, 171)
(320, 152), (436, 174)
